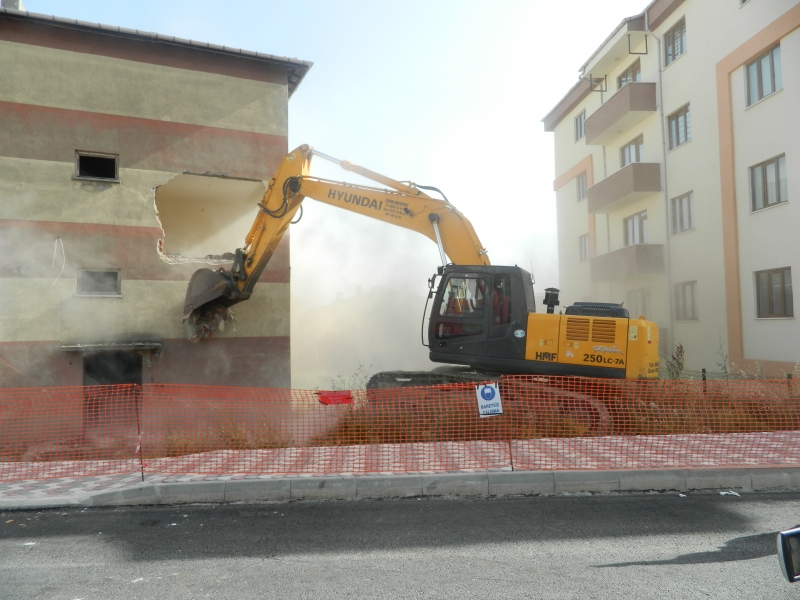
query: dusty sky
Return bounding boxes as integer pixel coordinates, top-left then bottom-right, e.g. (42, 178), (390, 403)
(29, 0), (648, 388)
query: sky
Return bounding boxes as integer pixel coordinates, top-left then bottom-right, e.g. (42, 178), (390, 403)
(27, 0), (649, 388)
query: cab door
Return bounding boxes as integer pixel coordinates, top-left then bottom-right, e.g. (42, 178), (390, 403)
(487, 271), (527, 360)
(430, 273), (489, 356)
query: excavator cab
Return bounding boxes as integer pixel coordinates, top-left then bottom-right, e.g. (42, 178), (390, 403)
(429, 265), (536, 371)
(428, 264), (660, 378)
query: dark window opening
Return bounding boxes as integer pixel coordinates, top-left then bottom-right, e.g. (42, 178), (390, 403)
(78, 269), (120, 296)
(492, 274), (512, 325)
(76, 153), (118, 180)
(82, 352), (143, 433)
(435, 322), (483, 339)
(756, 267), (793, 318)
(84, 351), (143, 386)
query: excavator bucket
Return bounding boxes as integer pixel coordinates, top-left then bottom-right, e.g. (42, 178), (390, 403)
(182, 268), (237, 341)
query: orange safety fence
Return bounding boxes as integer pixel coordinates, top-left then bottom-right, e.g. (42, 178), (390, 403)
(1, 375), (799, 482)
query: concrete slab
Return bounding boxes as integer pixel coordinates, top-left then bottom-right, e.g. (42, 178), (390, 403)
(488, 471), (555, 496)
(87, 485), (159, 507)
(356, 475), (423, 499)
(224, 479), (291, 502)
(686, 469), (753, 492)
(0, 497), (84, 510)
(555, 470), (620, 494)
(751, 468), (800, 491)
(619, 470), (687, 492)
(290, 477), (356, 500)
(422, 473), (489, 497)
(155, 482), (226, 504)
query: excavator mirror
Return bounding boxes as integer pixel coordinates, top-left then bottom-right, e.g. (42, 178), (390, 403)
(778, 527), (800, 582)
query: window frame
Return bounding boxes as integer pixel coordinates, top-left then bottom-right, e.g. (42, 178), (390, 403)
(574, 110), (586, 142)
(674, 281), (698, 321)
(746, 45), (782, 107)
(667, 104), (691, 151)
(624, 210), (648, 247)
(664, 18), (687, 67)
(670, 191), (695, 235)
(73, 150), (120, 183)
(620, 134), (644, 168)
(617, 59), (642, 90)
(750, 154), (787, 212)
(576, 172), (588, 201)
(755, 267), (793, 318)
(76, 268), (123, 297)
(579, 234), (590, 262)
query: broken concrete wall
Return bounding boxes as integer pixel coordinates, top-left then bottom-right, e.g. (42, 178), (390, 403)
(0, 11), (301, 388)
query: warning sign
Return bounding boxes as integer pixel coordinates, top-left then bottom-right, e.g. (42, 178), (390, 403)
(475, 383), (503, 418)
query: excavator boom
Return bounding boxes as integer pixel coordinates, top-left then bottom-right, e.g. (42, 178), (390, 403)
(183, 145), (489, 339)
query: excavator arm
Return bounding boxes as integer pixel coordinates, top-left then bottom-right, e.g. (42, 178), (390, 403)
(183, 144), (489, 339)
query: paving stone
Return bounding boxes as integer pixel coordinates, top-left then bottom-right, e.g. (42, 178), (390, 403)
(224, 479), (291, 502)
(422, 473), (489, 496)
(356, 475), (423, 498)
(554, 470), (620, 493)
(685, 469), (753, 491)
(290, 477), (356, 500)
(488, 471), (555, 496)
(618, 470), (687, 492)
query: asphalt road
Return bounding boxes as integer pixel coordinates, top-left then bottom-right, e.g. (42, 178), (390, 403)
(1, 491), (799, 599)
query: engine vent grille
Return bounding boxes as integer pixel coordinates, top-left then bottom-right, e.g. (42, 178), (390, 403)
(592, 319), (617, 344)
(566, 318), (590, 341)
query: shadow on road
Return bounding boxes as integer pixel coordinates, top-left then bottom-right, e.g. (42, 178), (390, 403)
(596, 531), (778, 567)
(3, 493), (795, 562)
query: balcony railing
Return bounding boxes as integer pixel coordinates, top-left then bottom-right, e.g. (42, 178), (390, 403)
(588, 162), (661, 214)
(590, 243), (664, 282)
(585, 82), (657, 145)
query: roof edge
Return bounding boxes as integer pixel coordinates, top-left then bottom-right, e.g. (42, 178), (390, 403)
(0, 7), (313, 96)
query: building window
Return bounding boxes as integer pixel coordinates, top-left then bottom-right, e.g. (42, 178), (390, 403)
(579, 234), (590, 262)
(624, 210), (648, 246)
(747, 46), (782, 106)
(74, 151), (119, 182)
(576, 172), (587, 201)
(674, 281), (698, 320)
(671, 192), (694, 234)
(575, 110), (586, 141)
(664, 18), (686, 66)
(618, 60), (642, 89)
(756, 267), (793, 318)
(751, 154), (787, 211)
(626, 288), (651, 319)
(620, 135), (644, 167)
(77, 268), (121, 296)
(667, 105), (691, 150)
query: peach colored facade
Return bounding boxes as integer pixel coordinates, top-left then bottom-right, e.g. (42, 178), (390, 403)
(545, 0), (800, 375)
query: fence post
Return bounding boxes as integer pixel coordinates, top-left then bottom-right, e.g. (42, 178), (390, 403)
(701, 368), (707, 395)
(788, 373), (793, 398)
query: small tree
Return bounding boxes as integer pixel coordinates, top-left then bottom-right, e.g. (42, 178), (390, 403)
(665, 343), (685, 380)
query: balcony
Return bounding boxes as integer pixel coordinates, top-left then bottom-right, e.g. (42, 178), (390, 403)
(590, 244), (664, 283)
(584, 82), (657, 145)
(588, 162), (661, 214)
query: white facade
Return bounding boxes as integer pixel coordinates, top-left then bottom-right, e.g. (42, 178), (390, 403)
(545, 0), (800, 374)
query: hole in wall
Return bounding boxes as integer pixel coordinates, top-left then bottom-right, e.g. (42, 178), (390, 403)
(154, 173), (266, 264)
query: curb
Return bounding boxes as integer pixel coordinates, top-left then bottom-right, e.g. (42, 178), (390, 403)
(3, 467), (800, 510)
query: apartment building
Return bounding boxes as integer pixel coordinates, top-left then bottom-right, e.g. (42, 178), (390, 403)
(543, 0), (800, 375)
(0, 7), (311, 387)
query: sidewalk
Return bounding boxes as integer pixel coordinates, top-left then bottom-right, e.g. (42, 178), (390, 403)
(3, 431), (800, 509)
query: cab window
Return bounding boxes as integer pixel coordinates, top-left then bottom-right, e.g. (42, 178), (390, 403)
(439, 277), (486, 318)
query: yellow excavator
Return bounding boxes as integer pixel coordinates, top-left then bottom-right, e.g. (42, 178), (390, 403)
(183, 145), (660, 382)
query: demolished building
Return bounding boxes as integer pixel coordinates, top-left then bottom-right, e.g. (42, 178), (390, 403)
(0, 7), (312, 388)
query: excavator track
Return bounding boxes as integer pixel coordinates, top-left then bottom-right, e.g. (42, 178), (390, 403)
(366, 367), (610, 435)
